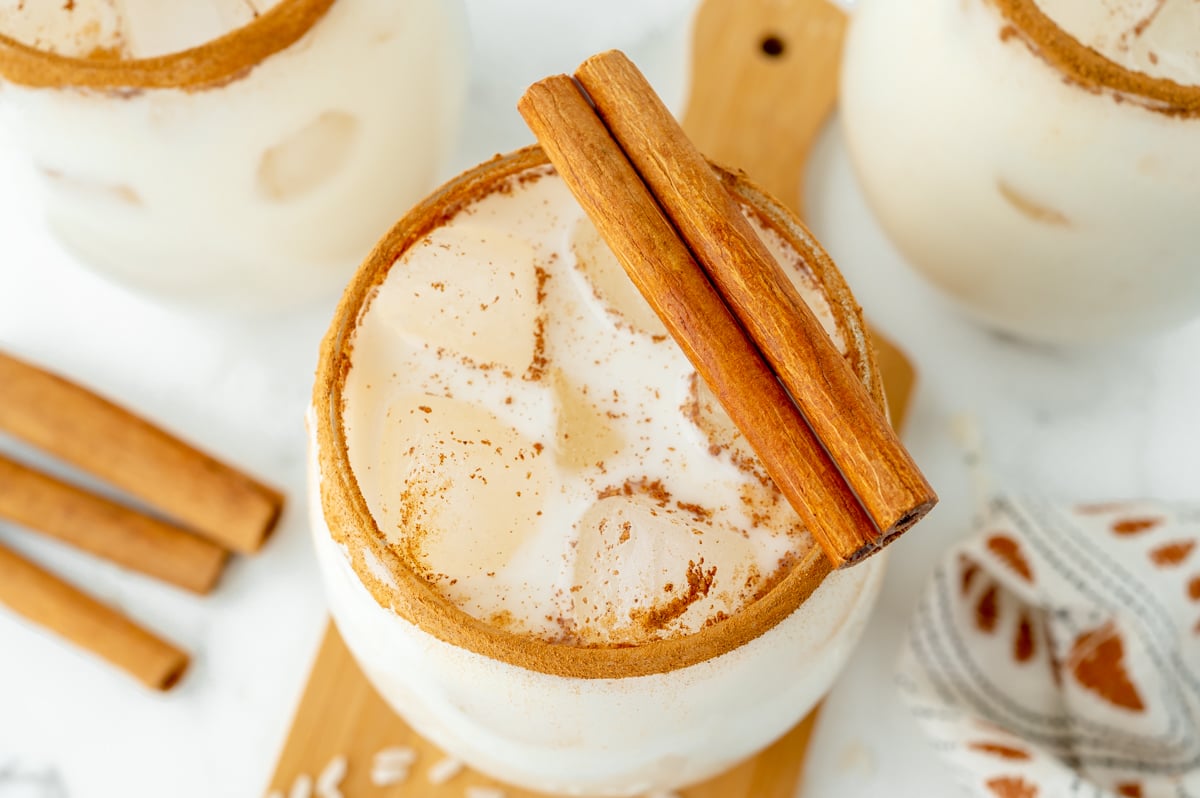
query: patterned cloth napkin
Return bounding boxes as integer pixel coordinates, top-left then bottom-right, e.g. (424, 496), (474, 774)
(899, 497), (1200, 798)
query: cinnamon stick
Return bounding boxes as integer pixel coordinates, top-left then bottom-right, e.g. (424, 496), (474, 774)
(0, 541), (189, 690)
(0, 351), (284, 554)
(519, 76), (880, 567)
(0, 454), (227, 595)
(574, 51), (936, 557)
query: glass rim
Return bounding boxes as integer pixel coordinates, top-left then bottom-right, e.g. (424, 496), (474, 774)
(312, 145), (887, 680)
(992, 0), (1200, 116)
(0, 0), (334, 91)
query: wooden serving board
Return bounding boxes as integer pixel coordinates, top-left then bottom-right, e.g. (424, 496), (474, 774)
(269, 0), (920, 795)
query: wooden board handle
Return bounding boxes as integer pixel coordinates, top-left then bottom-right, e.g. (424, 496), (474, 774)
(684, 0), (916, 428)
(683, 0), (847, 216)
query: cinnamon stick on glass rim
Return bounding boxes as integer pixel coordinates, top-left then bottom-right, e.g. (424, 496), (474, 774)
(575, 50), (936, 556)
(520, 56), (936, 567)
(0, 541), (189, 690)
(519, 76), (881, 568)
(0, 454), (227, 595)
(0, 351), (284, 554)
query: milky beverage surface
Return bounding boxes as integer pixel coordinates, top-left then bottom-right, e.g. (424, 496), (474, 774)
(1033, 0), (1200, 84)
(0, 0), (282, 58)
(344, 167), (845, 647)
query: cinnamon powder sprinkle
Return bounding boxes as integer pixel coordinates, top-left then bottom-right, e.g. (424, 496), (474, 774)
(676, 501), (713, 522)
(631, 560), (717, 632)
(523, 317), (548, 381)
(597, 477), (672, 505)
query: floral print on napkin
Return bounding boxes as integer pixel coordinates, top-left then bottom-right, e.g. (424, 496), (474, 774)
(900, 497), (1200, 798)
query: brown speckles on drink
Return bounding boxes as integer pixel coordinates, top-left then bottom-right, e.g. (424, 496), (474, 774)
(489, 609), (514, 630)
(1129, 0), (1167, 39)
(597, 477), (671, 506)
(676, 501), (712, 522)
(533, 264), (549, 304)
(630, 560), (717, 633)
(682, 372), (771, 487)
(523, 317), (548, 381)
(751, 554), (798, 603)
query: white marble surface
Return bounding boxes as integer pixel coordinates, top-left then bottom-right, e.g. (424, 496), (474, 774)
(1, 3), (1198, 797)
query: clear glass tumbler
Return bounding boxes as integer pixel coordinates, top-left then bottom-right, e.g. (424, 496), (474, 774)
(309, 146), (887, 795)
(0, 0), (467, 310)
(841, 0), (1200, 344)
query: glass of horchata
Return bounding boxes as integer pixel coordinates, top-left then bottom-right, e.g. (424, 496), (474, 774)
(0, 0), (467, 311)
(309, 146), (888, 795)
(841, 0), (1200, 344)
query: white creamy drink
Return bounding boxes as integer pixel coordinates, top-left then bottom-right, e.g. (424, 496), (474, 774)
(1036, 0), (1200, 84)
(0, 0), (283, 57)
(0, 0), (466, 310)
(841, 0), (1200, 344)
(310, 148), (886, 795)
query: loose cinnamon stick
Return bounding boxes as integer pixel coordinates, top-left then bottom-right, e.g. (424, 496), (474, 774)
(519, 76), (880, 567)
(574, 50), (936, 557)
(0, 351), (284, 554)
(0, 541), (189, 690)
(0, 454), (227, 595)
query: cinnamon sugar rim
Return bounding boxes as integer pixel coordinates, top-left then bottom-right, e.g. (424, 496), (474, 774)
(0, 0), (334, 91)
(993, 0), (1200, 115)
(313, 146), (887, 681)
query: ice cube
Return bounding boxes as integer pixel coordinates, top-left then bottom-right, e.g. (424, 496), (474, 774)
(568, 216), (668, 338)
(569, 490), (755, 644)
(257, 111), (359, 203)
(550, 369), (623, 471)
(374, 394), (552, 585)
(683, 372), (767, 484)
(371, 225), (541, 375)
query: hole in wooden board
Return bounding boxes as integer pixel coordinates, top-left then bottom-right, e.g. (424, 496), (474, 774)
(760, 34), (786, 57)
